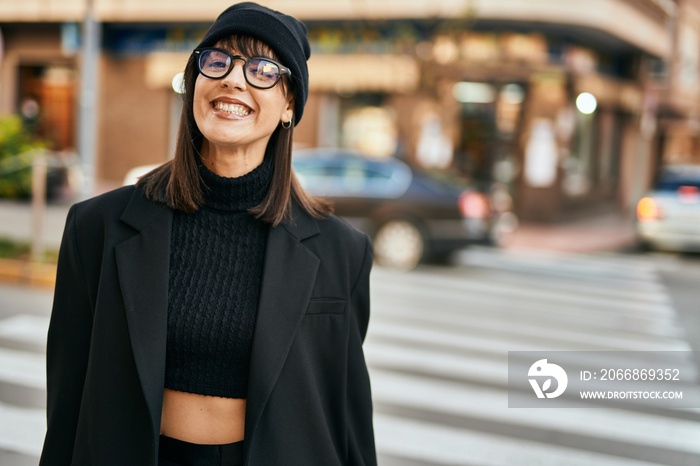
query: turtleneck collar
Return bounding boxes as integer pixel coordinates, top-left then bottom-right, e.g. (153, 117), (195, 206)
(197, 149), (274, 213)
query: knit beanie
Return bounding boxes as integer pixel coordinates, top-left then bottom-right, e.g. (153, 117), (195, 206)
(196, 2), (310, 125)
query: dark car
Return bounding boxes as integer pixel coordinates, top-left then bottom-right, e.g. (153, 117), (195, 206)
(292, 148), (517, 270)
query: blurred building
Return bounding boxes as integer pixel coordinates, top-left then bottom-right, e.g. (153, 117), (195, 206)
(0, 0), (699, 220)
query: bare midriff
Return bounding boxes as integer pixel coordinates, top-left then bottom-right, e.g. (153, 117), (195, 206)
(160, 388), (246, 444)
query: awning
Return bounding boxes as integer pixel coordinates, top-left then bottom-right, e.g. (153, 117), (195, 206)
(308, 54), (419, 94)
(145, 52), (420, 94)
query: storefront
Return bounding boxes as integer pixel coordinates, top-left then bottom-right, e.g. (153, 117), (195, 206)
(0, 23), (78, 151)
(0, 4), (672, 218)
(296, 18), (663, 221)
(100, 21), (660, 221)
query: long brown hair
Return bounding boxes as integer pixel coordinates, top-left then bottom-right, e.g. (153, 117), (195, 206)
(137, 35), (332, 226)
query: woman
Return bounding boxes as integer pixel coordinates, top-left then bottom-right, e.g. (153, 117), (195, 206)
(39, 3), (377, 465)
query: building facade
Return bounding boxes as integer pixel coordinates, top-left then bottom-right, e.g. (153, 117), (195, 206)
(1, 0), (697, 220)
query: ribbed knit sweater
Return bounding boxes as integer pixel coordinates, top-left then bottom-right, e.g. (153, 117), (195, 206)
(164, 152), (272, 398)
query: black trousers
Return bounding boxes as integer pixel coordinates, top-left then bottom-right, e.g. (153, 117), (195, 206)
(158, 435), (245, 466)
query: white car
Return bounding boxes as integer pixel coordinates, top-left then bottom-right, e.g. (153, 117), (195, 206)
(122, 164), (161, 186)
(636, 165), (700, 251)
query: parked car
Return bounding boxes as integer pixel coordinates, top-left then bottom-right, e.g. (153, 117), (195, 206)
(636, 164), (700, 252)
(123, 164), (161, 186)
(293, 148), (517, 270)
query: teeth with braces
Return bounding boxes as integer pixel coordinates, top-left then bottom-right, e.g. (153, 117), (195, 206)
(212, 101), (252, 116)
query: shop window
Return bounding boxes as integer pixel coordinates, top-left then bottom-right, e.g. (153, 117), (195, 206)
(496, 84), (525, 137)
(339, 94), (397, 157)
(17, 65), (76, 151)
(596, 110), (624, 188)
(566, 113), (595, 196)
(564, 98), (599, 197)
(454, 82), (525, 185)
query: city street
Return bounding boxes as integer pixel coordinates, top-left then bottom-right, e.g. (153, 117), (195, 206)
(1, 247), (699, 465)
(4, 1), (700, 464)
(371, 248), (700, 466)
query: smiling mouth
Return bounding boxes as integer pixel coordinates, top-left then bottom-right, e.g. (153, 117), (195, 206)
(211, 101), (253, 116)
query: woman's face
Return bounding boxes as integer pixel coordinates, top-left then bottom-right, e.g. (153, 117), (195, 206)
(193, 40), (293, 158)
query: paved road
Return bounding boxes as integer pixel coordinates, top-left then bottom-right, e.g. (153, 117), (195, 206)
(1, 247), (699, 465)
(371, 248), (700, 466)
(0, 284), (52, 466)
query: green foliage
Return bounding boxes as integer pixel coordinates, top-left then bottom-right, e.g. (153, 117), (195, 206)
(0, 116), (47, 199)
(0, 237), (58, 263)
(0, 237), (30, 260)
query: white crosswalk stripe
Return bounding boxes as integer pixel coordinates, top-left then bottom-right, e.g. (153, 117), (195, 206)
(374, 413), (665, 466)
(0, 312), (49, 461)
(0, 402), (45, 458)
(0, 347), (46, 390)
(371, 370), (700, 455)
(368, 248), (700, 466)
(0, 314), (49, 348)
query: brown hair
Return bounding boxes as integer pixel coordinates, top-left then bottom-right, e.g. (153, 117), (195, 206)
(137, 35), (332, 226)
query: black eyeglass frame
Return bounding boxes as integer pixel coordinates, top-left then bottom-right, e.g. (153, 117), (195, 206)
(193, 47), (292, 89)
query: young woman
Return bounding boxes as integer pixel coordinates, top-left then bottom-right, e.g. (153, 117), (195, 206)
(39, 3), (377, 465)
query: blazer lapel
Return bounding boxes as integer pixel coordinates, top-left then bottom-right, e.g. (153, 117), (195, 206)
(114, 188), (173, 443)
(244, 203), (320, 458)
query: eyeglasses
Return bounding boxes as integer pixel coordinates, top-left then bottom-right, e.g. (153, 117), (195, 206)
(193, 47), (291, 89)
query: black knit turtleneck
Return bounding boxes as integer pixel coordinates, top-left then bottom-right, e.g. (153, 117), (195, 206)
(165, 151), (273, 398)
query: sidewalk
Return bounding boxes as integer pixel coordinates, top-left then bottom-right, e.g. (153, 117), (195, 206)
(0, 201), (70, 287)
(0, 200), (639, 254)
(505, 211), (638, 254)
(0, 200), (70, 250)
(0, 200), (639, 287)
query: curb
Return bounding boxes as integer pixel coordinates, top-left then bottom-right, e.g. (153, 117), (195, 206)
(505, 219), (638, 254)
(0, 258), (56, 288)
(505, 233), (638, 254)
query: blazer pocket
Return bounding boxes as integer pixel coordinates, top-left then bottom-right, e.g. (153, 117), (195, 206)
(305, 299), (347, 315)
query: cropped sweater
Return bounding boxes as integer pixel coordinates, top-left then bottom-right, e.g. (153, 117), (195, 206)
(164, 153), (272, 398)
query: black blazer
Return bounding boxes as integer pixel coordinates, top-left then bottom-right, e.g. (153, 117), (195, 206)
(39, 185), (377, 466)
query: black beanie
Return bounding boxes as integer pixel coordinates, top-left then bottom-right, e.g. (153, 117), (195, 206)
(196, 2), (310, 126)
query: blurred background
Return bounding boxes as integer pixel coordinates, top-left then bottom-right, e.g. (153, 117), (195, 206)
(1, 0), (700, 465)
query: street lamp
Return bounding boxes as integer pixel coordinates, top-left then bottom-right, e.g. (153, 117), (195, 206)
(576, 92), (597, 115)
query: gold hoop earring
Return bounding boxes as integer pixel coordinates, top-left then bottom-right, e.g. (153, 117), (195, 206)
(281, 119), (292, 129)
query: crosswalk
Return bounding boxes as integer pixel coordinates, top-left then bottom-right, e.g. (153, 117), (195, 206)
(368, 247), (700, 466)
(0, 248), (699, 465)
(0, 311), (49, 465)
